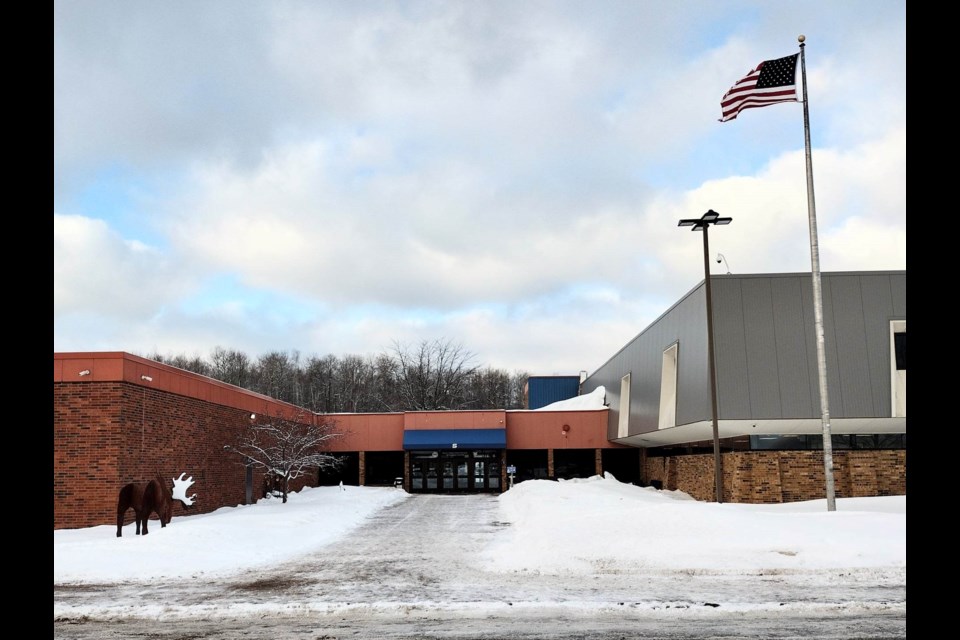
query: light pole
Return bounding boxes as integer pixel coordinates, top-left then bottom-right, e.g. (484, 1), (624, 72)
(678, 209), (731, 503)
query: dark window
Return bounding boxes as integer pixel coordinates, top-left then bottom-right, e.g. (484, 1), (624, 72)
(749, 435), (807, 450)
(830, 435), (853, 450)
(878, 433), (906, 449)
(553, 449), (596, 480)
(750, 433), (905, 451)
(894, 332), (906, 370)
(506, 450), (548, 482)
(853, 435), (879, 449)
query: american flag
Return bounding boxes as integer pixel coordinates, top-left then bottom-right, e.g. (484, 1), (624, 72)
(720, 53), (799, 122)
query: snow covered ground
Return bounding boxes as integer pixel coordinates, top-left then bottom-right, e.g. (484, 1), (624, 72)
(54, 474), (906, 639)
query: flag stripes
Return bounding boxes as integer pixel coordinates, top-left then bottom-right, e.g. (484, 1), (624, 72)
(720, 54), (799, 122)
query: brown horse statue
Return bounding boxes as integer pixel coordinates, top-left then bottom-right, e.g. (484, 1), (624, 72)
(116, 472), (196, 537)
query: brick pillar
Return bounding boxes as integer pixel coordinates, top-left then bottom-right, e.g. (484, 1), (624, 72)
(501, 449), (507, 492)
(640, 447), (648, 485)
(666, 456), (677, 490)
(358, 451), (366, 486)
(403, 451), (410, 491)
(547, 449), (554, 478)
(595, 449), (603, 476)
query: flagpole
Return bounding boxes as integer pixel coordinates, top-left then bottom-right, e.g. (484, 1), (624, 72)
(798, 34), (836, 512)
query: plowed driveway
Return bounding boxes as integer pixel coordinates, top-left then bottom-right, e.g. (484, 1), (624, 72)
(54, 494), (906, 639)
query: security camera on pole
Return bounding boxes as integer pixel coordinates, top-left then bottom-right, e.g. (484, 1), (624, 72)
(678, 209), (731, 503)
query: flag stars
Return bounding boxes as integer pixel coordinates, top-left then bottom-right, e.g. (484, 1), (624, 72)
(719, 53), (799, 122)
(756, 55), (799, 89)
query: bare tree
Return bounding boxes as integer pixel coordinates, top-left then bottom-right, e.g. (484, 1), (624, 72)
(140, 343), (531, 412)
(251, 350), (302, 404)
(335, 355), (374, 413)
(510, 371), (531, 409)
(369, 353), (401, 411)
(391, 339), (478, 410)
(209, 346), (250, 387)
(145, 351), (211, 377)
(224, 409), (343, 503)
(465, 367), (513, 409)
(303, 354), (339, 413)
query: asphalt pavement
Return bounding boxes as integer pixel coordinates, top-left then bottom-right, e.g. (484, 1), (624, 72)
(54, 493), (906, 639)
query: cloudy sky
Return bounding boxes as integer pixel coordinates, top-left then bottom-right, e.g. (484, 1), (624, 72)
(54, 1), (906, 375)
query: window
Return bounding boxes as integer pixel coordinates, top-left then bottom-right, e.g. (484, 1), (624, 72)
(749, 433), (906, 451)
(890, 320), (906, 417)
(658, 342), (679, 429)
(618, 373), (631, 438)
(750, 434), (808, 450)
(894, 332), (906, 370)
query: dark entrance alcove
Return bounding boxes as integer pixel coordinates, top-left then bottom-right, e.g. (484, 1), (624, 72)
(601, 448), (641, 484)
(506, 450), (549, 482)
(553, 448), (596, 479)
(317, 452), (360, 486)
(364, 451), (405, 486)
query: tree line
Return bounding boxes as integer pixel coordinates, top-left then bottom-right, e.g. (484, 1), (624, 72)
(142, 339), (531, 412)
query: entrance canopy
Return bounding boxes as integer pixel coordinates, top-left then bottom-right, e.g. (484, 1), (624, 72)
(402, 428), (506, 450)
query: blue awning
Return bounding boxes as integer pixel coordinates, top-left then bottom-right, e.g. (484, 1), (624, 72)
(402, 428), (506, 450)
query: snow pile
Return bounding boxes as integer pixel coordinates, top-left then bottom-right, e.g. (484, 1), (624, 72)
(476, 473), (906, 574)
(534, 385), (606, 411)
(54, 485), (410, 583)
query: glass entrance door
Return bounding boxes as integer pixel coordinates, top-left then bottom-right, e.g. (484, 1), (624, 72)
(408, 449), (502, 493)
(442, 453), (470, 490)
(473, 460), (486, 490)
(409, 452), (440, 490)
(456, 458), (470, 490)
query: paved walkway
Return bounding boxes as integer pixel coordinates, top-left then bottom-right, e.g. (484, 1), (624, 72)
(54, 494), (906, 639)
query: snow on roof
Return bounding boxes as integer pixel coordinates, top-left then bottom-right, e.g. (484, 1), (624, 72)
(534, 385), (606, 411)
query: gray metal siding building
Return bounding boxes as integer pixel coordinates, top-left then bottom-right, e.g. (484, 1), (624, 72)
(581, 271), (906, 449)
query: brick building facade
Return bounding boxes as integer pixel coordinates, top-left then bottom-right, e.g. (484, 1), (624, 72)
(54, 352), (905, 530)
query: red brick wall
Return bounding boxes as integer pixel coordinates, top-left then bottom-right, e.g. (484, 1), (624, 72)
(674, 456), (715, 501)
(642, 450), (907, 504)
(727, 452), (783, 503)
(54, 382), (124, 529)
(54, 381), (313, 529)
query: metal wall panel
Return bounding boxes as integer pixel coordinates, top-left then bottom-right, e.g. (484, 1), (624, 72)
(671, 291), (711, 427)
(799, 274), (845, 416)
(860, 274), (899, 415)
(711, 277), (752, 418)
(740, 277), (784, 418)
(526, 376), (581, 409)
(820, 276), (847, 414)
(583, 271), (906, 442)
(770, 276), (816, 417)
(584, 283), (711, 438)
(828, 275), (875, 416)
(890, 273), (906, 317)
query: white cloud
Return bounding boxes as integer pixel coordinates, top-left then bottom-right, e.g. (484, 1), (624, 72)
(53, 1), (905, 372)
(54, 214), (190, 319)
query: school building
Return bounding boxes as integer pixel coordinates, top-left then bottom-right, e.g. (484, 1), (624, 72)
(53, 270), (905, 529)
